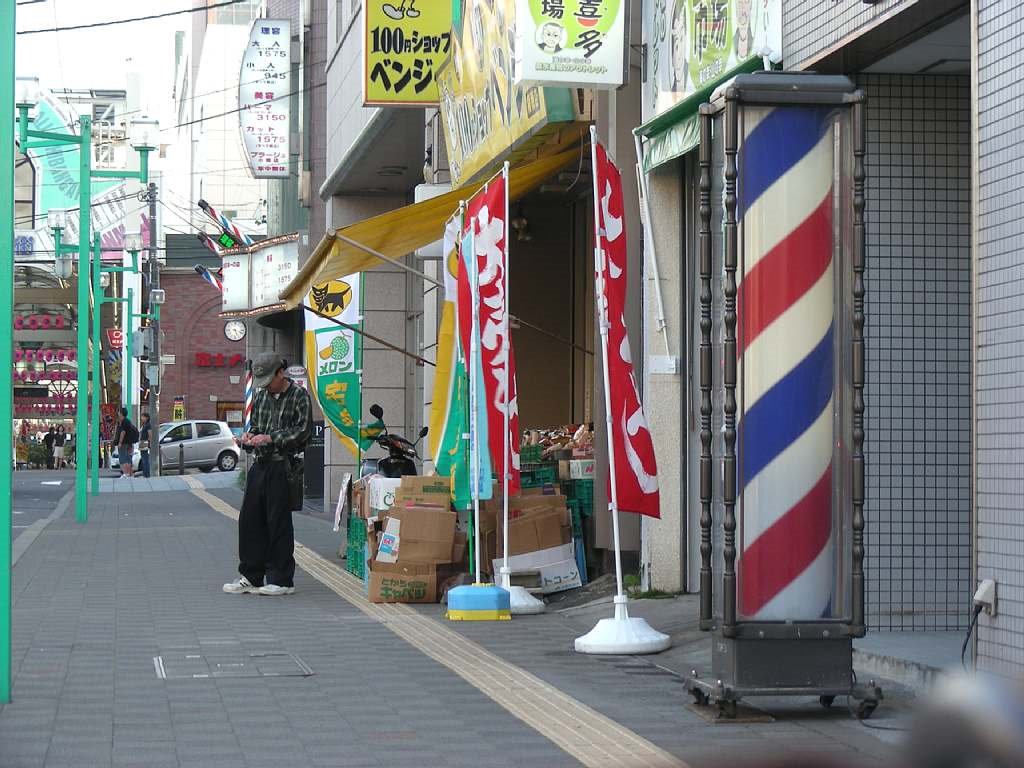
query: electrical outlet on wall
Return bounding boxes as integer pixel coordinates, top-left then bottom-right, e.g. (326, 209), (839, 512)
(974, 579), (997, 617)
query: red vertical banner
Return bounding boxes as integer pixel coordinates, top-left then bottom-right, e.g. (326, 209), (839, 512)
(593, 142), (660, 518)
(465, 174), (521, 496)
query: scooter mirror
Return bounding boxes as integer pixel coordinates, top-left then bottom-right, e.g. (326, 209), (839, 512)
(418, 427), (429, 439)
(370, 403), (384, 419)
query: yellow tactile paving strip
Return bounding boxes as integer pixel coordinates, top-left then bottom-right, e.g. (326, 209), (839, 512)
(193, 488), (688, 768)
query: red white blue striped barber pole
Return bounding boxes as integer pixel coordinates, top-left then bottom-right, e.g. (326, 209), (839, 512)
(244, 362), (254, 433)
(737, 106), (836, 621)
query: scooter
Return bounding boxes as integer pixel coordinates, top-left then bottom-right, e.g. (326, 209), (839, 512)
(358, 403), (429, 479)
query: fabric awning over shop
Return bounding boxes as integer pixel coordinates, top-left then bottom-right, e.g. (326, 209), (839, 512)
(635, 58), (765, 173)
(279, 147), (581, 309)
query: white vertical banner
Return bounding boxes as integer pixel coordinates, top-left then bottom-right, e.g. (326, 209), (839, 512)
(239, 19), (292, 178)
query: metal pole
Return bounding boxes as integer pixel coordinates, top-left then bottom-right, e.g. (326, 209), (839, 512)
(90, 234), (101, 494)
(147, 183), (161, 476)
(75, 115), (92, 524)
(1, 0), (17, 704)
(501, 163), (511, 586)
(126, 286), (133, 418)
(697, 106), (714, 631)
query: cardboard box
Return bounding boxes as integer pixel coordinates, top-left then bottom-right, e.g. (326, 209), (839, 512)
(492, 543), (582, 594)
(451, 532), (468, 566)
(395, 475), (451, 507)
(375, 505), (457, 565)
(366, 477), (402, 514)
(559, 459), (596, 480)
(368, 561), (438, 603)
(497, 508), (571, 557)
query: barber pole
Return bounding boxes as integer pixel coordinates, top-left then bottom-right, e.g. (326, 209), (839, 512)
(244, 361), (254, 433)
(198, 198), (253, 246)
(197, 232), (224, 256)
(736, 106), (837, 621)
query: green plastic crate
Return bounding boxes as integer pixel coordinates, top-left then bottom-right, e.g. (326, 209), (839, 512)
(568, 500), (583, 538)
(521, 463), (558, 487)
(520, 444), (543, 463)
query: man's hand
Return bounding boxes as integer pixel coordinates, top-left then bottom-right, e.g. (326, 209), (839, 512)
(242, 433), (272, 448)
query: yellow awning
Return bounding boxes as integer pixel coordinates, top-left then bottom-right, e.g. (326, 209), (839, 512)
(280, 147), (581, 308)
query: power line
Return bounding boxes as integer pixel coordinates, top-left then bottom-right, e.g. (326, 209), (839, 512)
(18, 0), (250, 35)
(173, 81), (326, 129)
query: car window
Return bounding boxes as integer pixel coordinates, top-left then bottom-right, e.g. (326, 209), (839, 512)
(197, 422), (221, 438)
(163, 424), (192, 442)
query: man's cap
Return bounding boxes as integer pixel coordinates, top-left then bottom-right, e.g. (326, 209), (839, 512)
(252, 352), (286, 389)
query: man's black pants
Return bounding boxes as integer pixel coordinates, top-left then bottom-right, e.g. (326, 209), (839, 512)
(238, 459), (295, 588)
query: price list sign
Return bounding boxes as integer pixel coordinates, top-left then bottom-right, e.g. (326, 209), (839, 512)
(250, 241), (299, 309)
(239, 19), (291, 178)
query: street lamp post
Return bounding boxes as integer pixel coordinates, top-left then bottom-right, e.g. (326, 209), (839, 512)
(15, 85), (156, 519)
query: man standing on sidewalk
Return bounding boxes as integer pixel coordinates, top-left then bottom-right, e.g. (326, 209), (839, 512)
(138, 413), (152, 478)
(224, 353), (312, 597)
(114, 408), (138, 479)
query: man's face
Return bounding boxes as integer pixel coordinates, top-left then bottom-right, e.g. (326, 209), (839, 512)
(266, 368), (288, 394)
(542, 25), (561, 49)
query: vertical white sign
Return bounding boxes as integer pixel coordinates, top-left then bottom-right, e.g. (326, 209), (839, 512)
(221, 253), (251, 312)
(250, 241), (299, 309)
(239, 19), (291, 178)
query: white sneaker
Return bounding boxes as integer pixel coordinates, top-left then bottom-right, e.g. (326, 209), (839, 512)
(223, 576), (258, 594)
(257, 584), (295, 596)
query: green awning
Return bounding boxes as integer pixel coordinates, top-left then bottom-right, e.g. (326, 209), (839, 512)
(636, 57), (765, 173)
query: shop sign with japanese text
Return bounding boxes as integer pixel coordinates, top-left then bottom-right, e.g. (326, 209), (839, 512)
(221, 253), (251, 313)
(439, 0), (575, 187)
(239, 19), (291, 178)
(644, 0), (781, 117)
(514, 0), (627, 88)
(250, 239), (299, 310)
(363, 0), (452, 106)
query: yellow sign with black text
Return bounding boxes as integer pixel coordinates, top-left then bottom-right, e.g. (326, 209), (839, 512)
(363, 0), (452, 106)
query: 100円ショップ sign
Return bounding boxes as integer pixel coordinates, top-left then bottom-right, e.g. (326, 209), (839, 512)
(363, 0), (452, 106)
(514, 0), (626, 88)
(239, 19), (291, 178)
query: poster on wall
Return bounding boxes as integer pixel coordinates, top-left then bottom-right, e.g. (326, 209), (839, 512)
(644, 0), (781, 117)
(514, 0), (627, 88)
(239, 19), (291, 178)
(363, 0), (452, 106)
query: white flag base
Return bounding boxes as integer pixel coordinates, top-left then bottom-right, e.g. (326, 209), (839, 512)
(500, 568), (546, 615)
(574, 595), (671, 655)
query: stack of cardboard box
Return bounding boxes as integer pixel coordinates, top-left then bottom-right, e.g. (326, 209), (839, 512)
(480, 487), (583, 595)
(356, 476), (467, 604)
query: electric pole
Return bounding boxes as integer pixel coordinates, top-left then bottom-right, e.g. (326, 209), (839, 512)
(146, 181), (161, 475)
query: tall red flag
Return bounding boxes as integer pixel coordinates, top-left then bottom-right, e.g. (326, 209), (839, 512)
(465, 173), (521, 496)
(593, 142), (660, 518)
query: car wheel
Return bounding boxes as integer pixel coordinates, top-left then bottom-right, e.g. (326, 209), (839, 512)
(199, 466), (214, 473)
(217, 452), (238, 472)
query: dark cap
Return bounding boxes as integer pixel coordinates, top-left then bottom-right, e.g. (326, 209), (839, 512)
(251, 353), (286, 389)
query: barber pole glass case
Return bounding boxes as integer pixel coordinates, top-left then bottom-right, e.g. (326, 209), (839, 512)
(685, 73), (880, 719)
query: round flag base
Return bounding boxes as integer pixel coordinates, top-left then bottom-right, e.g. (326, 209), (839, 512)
(500, 570), (546, 615)
(574, 596), (671, 655)
(446, 584), (511, 622)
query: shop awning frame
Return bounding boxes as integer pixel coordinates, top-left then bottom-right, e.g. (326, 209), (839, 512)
(279, 147), (583, 309)
(634, 57), (765, 173)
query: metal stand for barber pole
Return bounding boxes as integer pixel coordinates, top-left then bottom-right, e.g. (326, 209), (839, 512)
(684, 73), (880, 719)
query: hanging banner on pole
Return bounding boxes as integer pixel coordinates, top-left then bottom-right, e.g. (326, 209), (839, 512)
(514, 0), (627, 88)
(592, 141), (660, 518)
(239, 19), (291, 178)
(305, 276), (366, 460)
(362, 0), (452, 106)
(465, 173), (521, 496)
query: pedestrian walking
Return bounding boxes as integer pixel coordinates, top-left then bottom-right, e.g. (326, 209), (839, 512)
(43, 426), (55, 470)
(224, 353), (311, 597)
(113, 408), (138, 479)
(138, 412), (152, 478)
(53, 425), (67, 469)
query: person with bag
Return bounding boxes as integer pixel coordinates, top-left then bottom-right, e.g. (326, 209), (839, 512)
(138, 412), (152, 478)
(224, 353), (311, 597)
(113, 408), (138, 479)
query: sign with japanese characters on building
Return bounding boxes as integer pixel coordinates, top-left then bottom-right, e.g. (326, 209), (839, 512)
(439, 0), (577, 187)
(220, 252), (251, 313)
(363, 0), (452, 106)
(514, 0), (627, 88)
(250, 238), (299, 310)
(644, 0), (781, 117)
(239, 19), (291, 178)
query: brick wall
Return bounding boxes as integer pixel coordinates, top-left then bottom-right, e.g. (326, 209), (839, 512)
(158, 272), (249, 424)
(975, 0), (1024, 675)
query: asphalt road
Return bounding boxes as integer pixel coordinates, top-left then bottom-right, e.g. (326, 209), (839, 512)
(11, 468), (73, 534)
